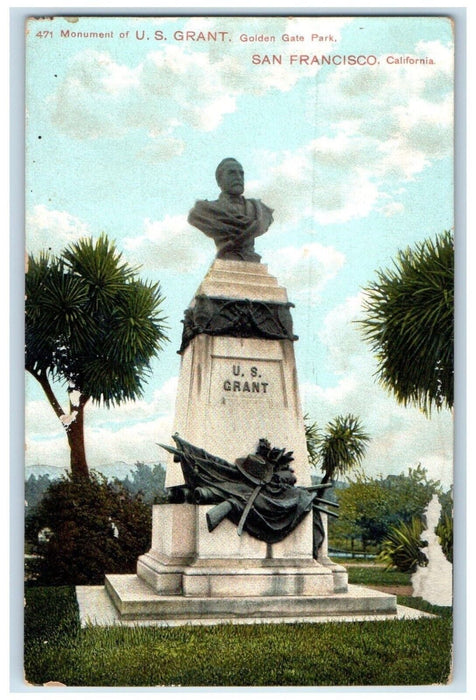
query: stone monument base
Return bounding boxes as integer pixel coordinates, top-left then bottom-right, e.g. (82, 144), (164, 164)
(103, 504), (397, 623)
(104, 575), (398, 622)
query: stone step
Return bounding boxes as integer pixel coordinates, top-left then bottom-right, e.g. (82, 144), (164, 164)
(77, 584), (435, 628)
(137, 554), (338, 597)
(212, 260), (269, 274)
(205, 271), (280, 287)
(197, 280), (288, 303)
(105, 574), (397, 621)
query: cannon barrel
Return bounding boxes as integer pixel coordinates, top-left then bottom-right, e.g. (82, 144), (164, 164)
(206, 500), (234, 532)
(305, 482), (333, 492)
(193, 487), (220, 505)
(159, 443), (183, 462)
(166, 485), (193, 504)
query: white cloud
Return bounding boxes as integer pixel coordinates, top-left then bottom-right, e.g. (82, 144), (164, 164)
(26, 205), (209, 273)
(49, 47), (234, 141)
(255, 139), (385, 226)
(26, 204), (90, 256)
(47, 18), (351, 151)
(254, 40), (453, 226)
(301, 295), (453, 488)
(88, 377), (178, 425)
(25, 377), (178, 466)
(85, 414), (174, 466)
(138, 136), (185, 163)
(26, 399), (66, 439)
(379, 201), (405, 218)
(123, 214), (209, 272)
(266, 242), (345, 305)
(25, 414), (175, 468)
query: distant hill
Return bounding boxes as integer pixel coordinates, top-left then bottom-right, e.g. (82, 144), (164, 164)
(25, 462), (137, 482)
(26, 465), (346, 488)
(91, 462), (138, 481)
(25, 465), (68, 480)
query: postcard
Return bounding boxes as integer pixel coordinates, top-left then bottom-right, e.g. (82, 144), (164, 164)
(24, 15), (455, 688)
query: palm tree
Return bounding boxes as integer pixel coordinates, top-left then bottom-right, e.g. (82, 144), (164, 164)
(308, 414), (370, 484)
(359, 230), (453, 414)
(25, 234), (168, 480)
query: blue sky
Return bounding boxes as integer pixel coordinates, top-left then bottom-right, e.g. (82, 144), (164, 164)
(25, 15), (454, 487)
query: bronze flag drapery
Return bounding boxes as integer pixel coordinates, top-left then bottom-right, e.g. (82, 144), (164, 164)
(178, 295), (298, 353)
(161, 434), (338, 558)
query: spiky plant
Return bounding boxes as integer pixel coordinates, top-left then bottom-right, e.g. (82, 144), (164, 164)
(359, 230), (454, 414)
(25, 234), (168, 480)
(377, 517), (428, 572)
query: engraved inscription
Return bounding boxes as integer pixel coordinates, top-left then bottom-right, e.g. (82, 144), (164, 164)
(223, 364), (268, 394)
(223, 375), (269, 394)
(209, 357), (284, 405)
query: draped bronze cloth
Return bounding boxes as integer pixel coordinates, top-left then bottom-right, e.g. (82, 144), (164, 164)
(162, 434), (328, 558)
(188, 193), (274, 261)
(178, 296), (297, 354)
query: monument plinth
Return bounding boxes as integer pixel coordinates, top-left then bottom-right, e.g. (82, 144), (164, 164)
(103, 159), (397, 623)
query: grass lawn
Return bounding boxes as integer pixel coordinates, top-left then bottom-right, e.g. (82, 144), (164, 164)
(346, 566), (412, 587)
(24, 569), (453, 688)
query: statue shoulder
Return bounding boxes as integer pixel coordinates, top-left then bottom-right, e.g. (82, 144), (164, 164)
(189, 199), (220, 215)
(192, 198), (220, 208)
(188, 198), (224, 232)
(249, 198), (274, 220)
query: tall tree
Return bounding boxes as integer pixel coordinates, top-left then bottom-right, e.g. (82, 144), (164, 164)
(359, 230), (454, 414)
(25, 235), (168, 480)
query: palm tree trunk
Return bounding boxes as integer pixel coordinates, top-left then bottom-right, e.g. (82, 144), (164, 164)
(66, 396), (90, 480)
(28, 370), (90, 481)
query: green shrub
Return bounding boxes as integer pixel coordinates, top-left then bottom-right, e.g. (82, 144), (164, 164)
(30, 472), (152, 585)
(376, 517), (428, 572)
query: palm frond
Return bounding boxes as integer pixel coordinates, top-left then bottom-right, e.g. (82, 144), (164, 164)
(359, 230), (454, 413)
(25, 234), (168, 405)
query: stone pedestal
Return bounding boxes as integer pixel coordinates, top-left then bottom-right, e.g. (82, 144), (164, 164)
(104, 501), (396, 621)
(135, 504), (336, 598)
(104, 258), (397, 623)
(166, 259), (309, 486)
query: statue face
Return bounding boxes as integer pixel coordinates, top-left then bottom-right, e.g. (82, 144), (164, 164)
(217, 161), (244, 195)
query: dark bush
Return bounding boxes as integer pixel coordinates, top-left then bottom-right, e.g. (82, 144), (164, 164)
(30, 471), (152, 585)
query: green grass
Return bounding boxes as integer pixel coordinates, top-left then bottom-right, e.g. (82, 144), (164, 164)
(24, 584), (452, 687)
(347, 566), (411, 587)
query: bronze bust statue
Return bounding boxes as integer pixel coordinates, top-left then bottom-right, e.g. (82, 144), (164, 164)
(187, 158), (274, 262)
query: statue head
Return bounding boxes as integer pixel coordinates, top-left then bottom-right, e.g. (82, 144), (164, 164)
(215, 158), (244, 196)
